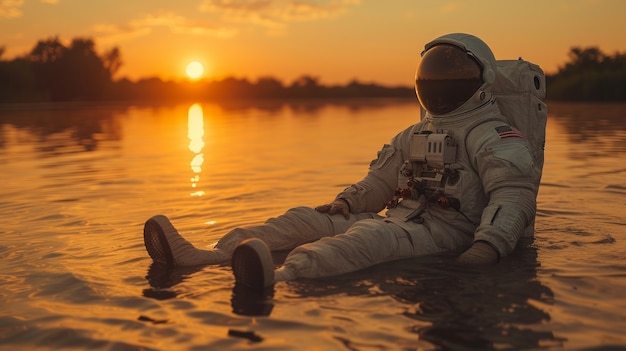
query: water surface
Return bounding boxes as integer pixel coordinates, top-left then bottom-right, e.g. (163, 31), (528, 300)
(1, 99), (625, 350)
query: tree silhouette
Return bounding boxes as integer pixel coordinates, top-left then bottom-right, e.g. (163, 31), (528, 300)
(254, 76), (285, 98)
(0, 36), (119, 102)
(28, 37), (66, 100)
(547, 46), (626, 101)
(28, 37), (66, 63)
(102, 47), (122, 78)
(0, 57), (40, 102)
(57, 38), (111, 100)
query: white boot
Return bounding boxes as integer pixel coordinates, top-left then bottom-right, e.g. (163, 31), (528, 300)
(231, 238), (275, 292)
(143, 215), (228, 267)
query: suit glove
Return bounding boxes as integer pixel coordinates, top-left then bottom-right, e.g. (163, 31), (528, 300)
(315, 199), (350, 220)
(457, 241), (499, 265)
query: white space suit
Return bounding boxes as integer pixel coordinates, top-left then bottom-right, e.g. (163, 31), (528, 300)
(144, 33), (539, 281)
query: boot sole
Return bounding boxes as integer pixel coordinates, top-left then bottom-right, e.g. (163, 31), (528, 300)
(143, 215), (175, 267)
(232, 238), (274, 292)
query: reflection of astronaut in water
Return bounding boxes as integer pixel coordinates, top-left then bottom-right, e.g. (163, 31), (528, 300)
(291, 239), (562, 349)
(399, 240), (562, 350)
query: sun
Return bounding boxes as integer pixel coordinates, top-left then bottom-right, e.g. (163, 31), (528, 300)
(186, 61), (204, 80)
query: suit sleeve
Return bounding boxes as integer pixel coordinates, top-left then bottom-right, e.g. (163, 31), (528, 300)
(468, 122), (538, 257)
(334, 125), (417, 214)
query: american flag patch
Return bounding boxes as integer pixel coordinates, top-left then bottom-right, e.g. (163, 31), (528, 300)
(495, 125), (525, 139)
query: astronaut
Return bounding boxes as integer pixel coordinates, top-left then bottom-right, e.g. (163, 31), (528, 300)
(143, 33), (539, 292)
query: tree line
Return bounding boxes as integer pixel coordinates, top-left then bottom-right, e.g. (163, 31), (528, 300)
(1, 36), (625, 103)
(545, 46), (626, 101)
(0, 36), (413, 104)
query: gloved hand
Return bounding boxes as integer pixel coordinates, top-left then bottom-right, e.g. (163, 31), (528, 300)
(315, 199), (350, 220)
(456, 241), (499, 265)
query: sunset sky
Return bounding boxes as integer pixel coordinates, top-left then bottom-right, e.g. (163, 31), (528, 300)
(1, 0), (625, 86)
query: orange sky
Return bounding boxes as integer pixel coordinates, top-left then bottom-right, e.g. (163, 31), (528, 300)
(1, 0), (625, 85)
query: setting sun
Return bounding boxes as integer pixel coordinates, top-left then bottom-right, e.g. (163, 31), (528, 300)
(186, 61), (204, 80)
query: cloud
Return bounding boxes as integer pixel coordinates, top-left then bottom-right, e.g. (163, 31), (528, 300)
(0, 0), (57, 19)
(93, 11), (237, 43)
(0, 0), (23, 18)
(198, 0), (361, 30)
(133, 12), (237, 37)
(439, 3), (461, 14)
(92, 23), (153, 44)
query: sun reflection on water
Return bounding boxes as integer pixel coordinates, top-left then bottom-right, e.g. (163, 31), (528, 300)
(188, 103), (205, 197)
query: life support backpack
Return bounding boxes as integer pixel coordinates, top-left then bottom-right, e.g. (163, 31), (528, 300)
(491, 59), (547, 194)
(490, 59), (547, 236)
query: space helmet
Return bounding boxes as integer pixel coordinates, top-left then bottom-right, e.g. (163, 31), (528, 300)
(415, 33), (497, 116)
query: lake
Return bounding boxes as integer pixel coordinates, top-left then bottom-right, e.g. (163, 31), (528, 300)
(1, 99), (625, 350)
